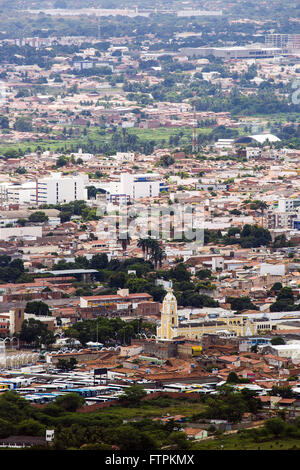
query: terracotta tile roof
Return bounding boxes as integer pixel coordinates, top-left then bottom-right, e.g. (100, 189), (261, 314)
(184, 428), (206, 436)
(279, 399), (296, 404)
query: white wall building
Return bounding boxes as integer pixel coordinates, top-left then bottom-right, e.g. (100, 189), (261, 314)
(98, 173), (168, 202)
(259, 263), (285, 276)
(30, 173), (89, 205)
(278, 197), (300, 213)
(0, 182), (36, 205)
(112, 152), (135, 162)
(0, 226), (42, 241)
(270, 344), (300, 360)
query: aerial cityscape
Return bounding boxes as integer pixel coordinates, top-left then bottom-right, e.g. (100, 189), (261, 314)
(0, 0), (300, 456)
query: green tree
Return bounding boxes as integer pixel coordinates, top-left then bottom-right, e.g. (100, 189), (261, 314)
(25, 301), (50, 316)
(0, 391), (32, 424)
(57, 357), (77, 371)
(109, 271), (127, 288)
(270, 385), (294, 398)
(14, 117), (33, 132)
(56, 155), (68, 168)
(226, 371), (240, 384)
(28, 211), (49, 223)
(158, 155), (175, 167)
(270, 336), (285, 345)
(0, 418), (14, 438)
(196, 269), (212, 280)
(120, 385), (147, 405)
(270, 282), (283, 292)
(264, 418), (286, 437)
(17, 419), (46, 436)
(19, 318), (55, 346)
(167, 431), (191, 450)
(106, 424), (158, 450)
(54, 393), (85, 412)
(227, 296), (258, 312)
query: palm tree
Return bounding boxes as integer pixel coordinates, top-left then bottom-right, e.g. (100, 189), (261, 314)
(137, 238), (147, 258)
(148, 238), (160, 257)
(138, 237), (161, 262)
(150, 242), (166, 269)
(118, 233), (131, 255)
(157, 248), (166, 268)
(250, 200), (268, 227)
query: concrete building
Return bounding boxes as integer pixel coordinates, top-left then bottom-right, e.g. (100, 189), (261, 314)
(214, 139), (235, 149)
(111, 152), (135, 162)
(30, 173), (88, 205)
(265, 34), (300, 53)
(266, 344), (300, 360)
(278, 197), (300, 213)
(0, 226), (43, 241)
(0, 308), (25, 335)
(267, 210), (297, 230)
(245, 148), (262, 159)
(97, 173), (168, 202)
(0, 209), (60, 229)
(80, 289), (154, 311)
(180, 46), (283, 60)
(196, 183), (229, 191)
(177, 10), (222, 17)
(0, 182), (36, 205)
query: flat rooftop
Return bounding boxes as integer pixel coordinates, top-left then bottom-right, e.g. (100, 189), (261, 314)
(43, 269), (98, 275)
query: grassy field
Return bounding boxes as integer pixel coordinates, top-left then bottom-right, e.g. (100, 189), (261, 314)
(245, 113), (300, 123)
(0, 128), (111, 155)
(92, 399), (207, 421)
(0, 126), (211, 155)
(191, 432), (300, 450)
(127, 126), (211, 143)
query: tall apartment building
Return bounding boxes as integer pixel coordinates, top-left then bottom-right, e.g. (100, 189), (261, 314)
(30, 173), (88, 205)
(267, 210), (298, 230)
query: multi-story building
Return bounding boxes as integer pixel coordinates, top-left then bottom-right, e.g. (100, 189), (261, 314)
(30, 173), (88, 205)
(266, 198), (300, 229)
(0, 308), (25, 336)
(79, 289), (154, 313)
(267, 210), (297, 230)
(278, 197), (300, 213)
(97, 173), (168, 202)
(0, 182), (36, 205)
(180, 46), (283, 60)
(196, 183), (229, 191)
(265, 34), (300, 53)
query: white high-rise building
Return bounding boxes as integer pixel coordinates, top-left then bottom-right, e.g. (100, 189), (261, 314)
(30, 173), (89, 205)
(96, 173), (168, 203)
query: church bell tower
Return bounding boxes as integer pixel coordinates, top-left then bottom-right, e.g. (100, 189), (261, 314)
(157, 283), (178, 341)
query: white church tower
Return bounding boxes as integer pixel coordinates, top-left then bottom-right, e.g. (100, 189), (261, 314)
(157, 282), (178, 341)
